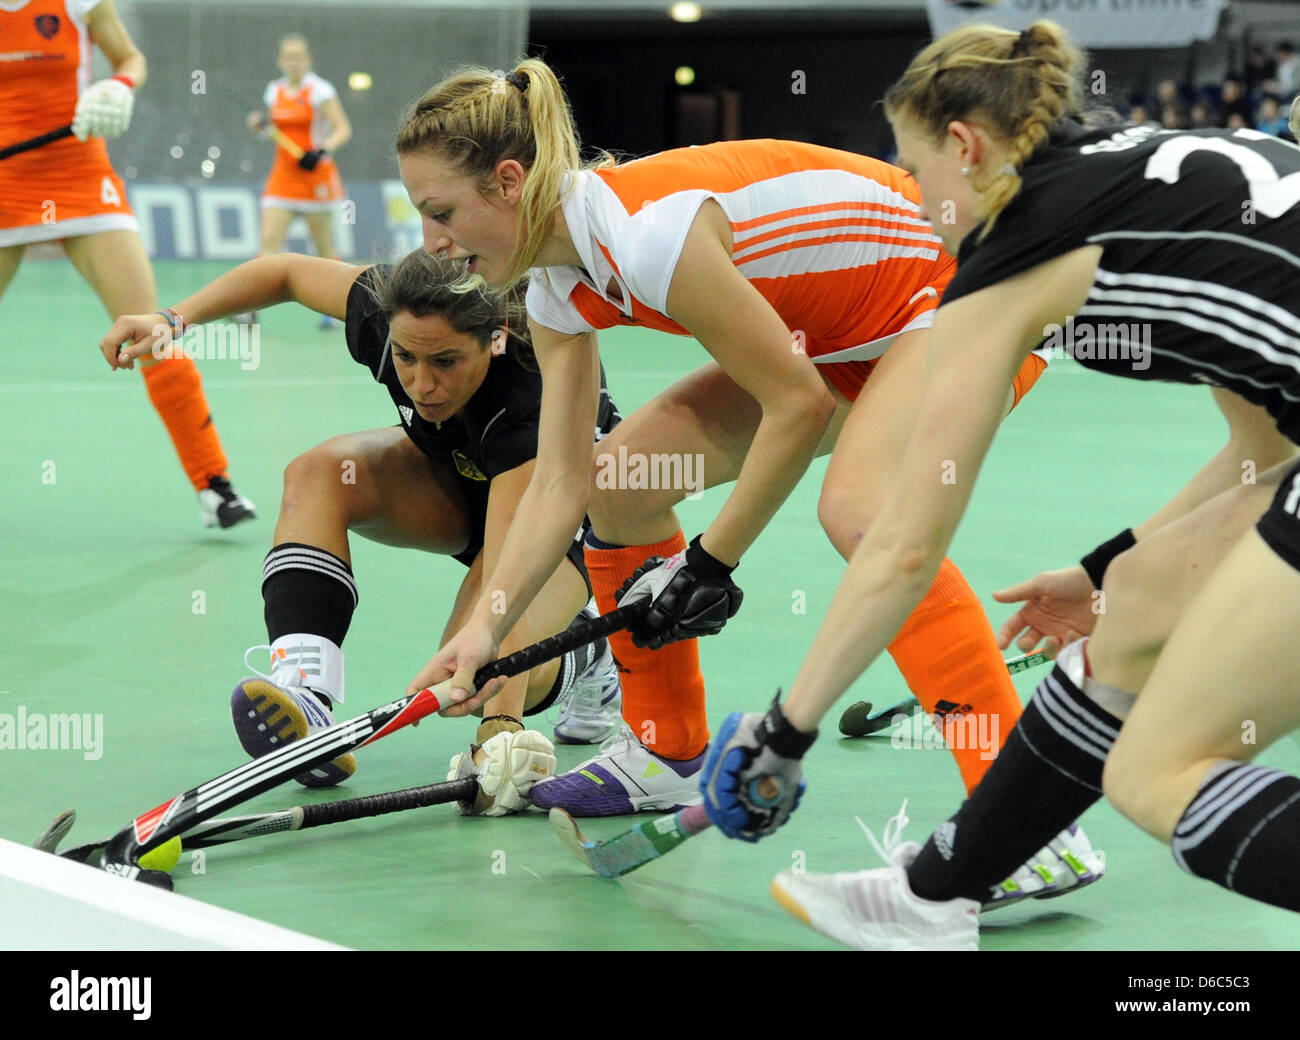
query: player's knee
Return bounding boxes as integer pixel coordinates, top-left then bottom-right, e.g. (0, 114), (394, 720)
(1093, 545), (1171, 661)
(281, 443), (353, 514)
(817, 478), (879, 559)
(1101, 740), (1159, 830)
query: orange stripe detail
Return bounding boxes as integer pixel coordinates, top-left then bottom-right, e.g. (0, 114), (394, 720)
(733, 216), (936, 254)
(729, 199), (922, 233)
(734, 233), (942, 266)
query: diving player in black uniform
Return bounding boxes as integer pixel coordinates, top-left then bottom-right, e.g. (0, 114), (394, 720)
(695, 19), (1300, 949)
(98, 249), (623, 810)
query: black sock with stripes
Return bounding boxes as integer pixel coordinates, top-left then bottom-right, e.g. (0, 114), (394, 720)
(262, 542), (358, 648)
(1172, 762), (1300, 912)
(907, 660), (1122, 902)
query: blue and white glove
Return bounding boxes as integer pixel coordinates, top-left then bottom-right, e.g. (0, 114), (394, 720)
(72, 78), (135, 141)
(614, 534), (742, 650)
(700, 693), (817, 842)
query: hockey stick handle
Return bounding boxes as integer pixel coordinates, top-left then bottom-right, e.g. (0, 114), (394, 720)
(183, 776), (479, 847)
(100, 602), (648, 875)
(0, 124), (74, 161)
(265, 123), (306, 160)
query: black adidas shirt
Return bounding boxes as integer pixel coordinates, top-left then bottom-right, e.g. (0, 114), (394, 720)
(344, 265), (621, 562)
(944, 124), (1300, 441)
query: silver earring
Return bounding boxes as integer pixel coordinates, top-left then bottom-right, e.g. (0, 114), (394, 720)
(961, 165), (970, 176)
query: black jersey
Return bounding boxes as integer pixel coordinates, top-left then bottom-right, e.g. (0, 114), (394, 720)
(943, 124), (1300, 440)
(345, 265), (621, 479)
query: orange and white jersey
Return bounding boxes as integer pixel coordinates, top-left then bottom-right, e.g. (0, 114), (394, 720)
(0, 0), (136, 244)
(263, 72), (337, 157)
(526, 139), (956, 398)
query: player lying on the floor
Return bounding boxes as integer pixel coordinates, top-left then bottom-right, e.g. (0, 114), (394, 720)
(697, 18), (1300, 950)
(97, 248), (624, 813)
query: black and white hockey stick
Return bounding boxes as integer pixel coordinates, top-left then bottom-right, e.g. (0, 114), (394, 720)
(37, 776), (479, 865)
(96, 602), (647, 887)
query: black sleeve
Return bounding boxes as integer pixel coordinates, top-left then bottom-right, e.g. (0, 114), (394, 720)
(344, 265), (392, 377)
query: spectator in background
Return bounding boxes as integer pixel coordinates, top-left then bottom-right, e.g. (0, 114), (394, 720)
(1276, 42), (1298, 97)
(1128, 102), (1148, 126)
(1160, 103), (1184, 130)
(1155, 78), (1187, 124)
(1287, 94), (1300, 141)
(1189, 100), (1213, 128)
(1245, 45), (1278, 95)
(1256, 94), (1290, 136)
(1218, 76), (1252, 127)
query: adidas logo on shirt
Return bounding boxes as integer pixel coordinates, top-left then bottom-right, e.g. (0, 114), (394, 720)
(398, 405), (414, 425)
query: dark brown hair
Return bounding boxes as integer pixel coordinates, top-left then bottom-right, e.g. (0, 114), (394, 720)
(369, 250), (535, 369)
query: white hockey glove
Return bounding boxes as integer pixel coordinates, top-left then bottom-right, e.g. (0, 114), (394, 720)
(446, 730), (557, 817)
(73, 78), (135, 141)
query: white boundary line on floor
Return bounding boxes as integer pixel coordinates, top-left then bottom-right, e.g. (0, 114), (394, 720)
(0, 838), (346, 950)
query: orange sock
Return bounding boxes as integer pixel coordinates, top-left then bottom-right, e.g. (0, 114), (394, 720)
(887, 557), (1022, 794)
(141, 357), (229, 491)
(584, 530), (709, 760)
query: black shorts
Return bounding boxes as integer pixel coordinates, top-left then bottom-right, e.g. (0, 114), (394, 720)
(450, 480), (592, 600)
(1255, 458), (1300, 572)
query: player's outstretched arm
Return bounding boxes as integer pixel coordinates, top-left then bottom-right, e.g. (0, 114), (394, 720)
(99, 255), (368, 368)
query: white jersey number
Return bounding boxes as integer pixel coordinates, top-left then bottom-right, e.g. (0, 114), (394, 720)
(1146, 131), (1300, 219)
(101, 177), (122, 207)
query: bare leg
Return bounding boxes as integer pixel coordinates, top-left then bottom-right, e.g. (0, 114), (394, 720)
(0, 244), (26, 299)
(259, 206), (295, 255)
(305, 210), (336, 258)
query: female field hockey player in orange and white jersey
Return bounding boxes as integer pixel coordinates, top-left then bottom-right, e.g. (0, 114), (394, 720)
(0, 0), (254, 528)
(246, 35), (351, 286)
(397, 61), (1101, 906)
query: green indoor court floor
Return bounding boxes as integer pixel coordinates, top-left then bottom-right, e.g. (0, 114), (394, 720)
(2, 257), (1298, 951)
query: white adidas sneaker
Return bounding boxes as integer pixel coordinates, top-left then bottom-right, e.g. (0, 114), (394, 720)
(528, 723), (704, 817)
(771, 801), (980, 951)
(984, 823), (1107, 911)
(230, 636), (355, 788)
(552, 636), (623, 745)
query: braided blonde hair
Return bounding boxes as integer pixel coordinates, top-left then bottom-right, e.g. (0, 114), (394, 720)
(883, 20), (1086, 240)
(397, 59), (602, 289)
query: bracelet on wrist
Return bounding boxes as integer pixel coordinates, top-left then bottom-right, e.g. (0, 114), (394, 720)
(156, 308), (185, 337)
(111, 74), (136, 90)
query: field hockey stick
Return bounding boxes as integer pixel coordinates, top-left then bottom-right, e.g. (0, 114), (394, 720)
(0, 124), (74, 161)
(553, 650), (1053, 879)
(36, 776), (479, 865)
(837, 648), (1049, 737)
(265, 124), (306, 160)
(96, 602), (647, 887)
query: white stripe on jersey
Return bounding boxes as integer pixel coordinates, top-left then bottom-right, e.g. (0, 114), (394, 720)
(1086, 291), (1300, 362)
(731, 204), (935, 248)
(1078, 302), (1300, 382)
(738, 241), (941, 281)
(1094, 268), (1300, 346)
(732, 222), (941, 264)
(1088, 229), (1300, 272)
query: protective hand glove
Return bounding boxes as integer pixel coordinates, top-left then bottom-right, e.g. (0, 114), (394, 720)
(700, 693), (816, 841)
(72, 78), (134, 141)
(298, 148), (327, 171)
(614, 534), (742, 649)
(446, 730), (557, 816)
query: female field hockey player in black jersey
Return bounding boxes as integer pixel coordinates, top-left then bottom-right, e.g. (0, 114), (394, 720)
(698, 20), (1300, 949)
(98, 249), (623, 814)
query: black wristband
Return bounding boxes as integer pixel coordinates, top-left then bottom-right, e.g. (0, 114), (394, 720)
(685, 534), (736, 579)
(1080, 527), (1136, 589)
(761, 694), (817, 759)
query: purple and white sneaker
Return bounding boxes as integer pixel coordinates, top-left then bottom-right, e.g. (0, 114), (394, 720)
(528, 723), (704, 817)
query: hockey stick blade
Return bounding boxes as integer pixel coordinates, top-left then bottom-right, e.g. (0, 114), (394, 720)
(550, 802), (711, 878)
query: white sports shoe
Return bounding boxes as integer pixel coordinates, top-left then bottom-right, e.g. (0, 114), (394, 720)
(551, 636), (623, 745)
(198, 476), (256, 530)
(984, 822), (1107, 911)
(528, 722), (704, 817)
(771, 801), (980, 951)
